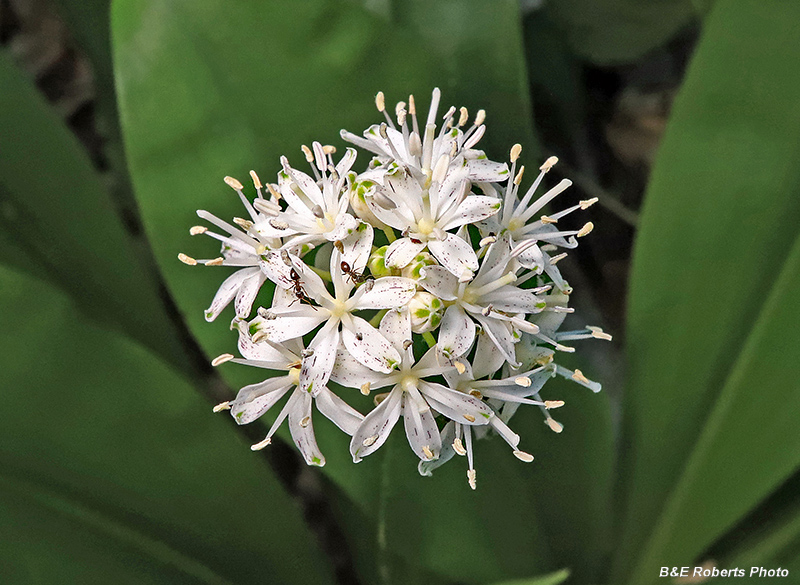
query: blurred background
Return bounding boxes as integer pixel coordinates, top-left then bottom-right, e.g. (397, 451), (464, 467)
(1, 0), (799, 584)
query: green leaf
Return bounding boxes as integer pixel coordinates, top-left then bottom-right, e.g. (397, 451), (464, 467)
(488, 568), (570, 585)
(0, 51), (188, 372)
(0, 265), (334, 585)
(112, 0), (550, 581)
(544, 0), (697, 65)
(617, 0), (800, 581)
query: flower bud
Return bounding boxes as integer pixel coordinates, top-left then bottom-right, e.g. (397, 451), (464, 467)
(408, 291), (445, 333)
(368, 246), (399, 277)
(401, 252), (437, 280)
(349, 179), (387, 229)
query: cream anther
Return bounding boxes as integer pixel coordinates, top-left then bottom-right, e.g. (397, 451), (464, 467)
(178, 253), (197, 266)
(513, 450), (534, 462)
(213, 401), (231, 412)
(211, 353), (235, 366)
(540, 156), (558, 172)
(189, 226), (207, 235)
(224, 176), (243, 190)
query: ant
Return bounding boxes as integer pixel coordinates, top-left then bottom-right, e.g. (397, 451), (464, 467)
(341, 261), (371, 285)
(288, 268), (317, 309)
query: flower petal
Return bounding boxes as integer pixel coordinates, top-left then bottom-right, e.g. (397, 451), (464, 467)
(315, 387), (364, 436)
(466, 158), (509, 182)
(472, 331), (506, 379)
(298, 321), (340, 395)
(427, 233), (479, 278)
(341, 315), (401, 373)
(437, 305), (476, 359)
(234, 271), (267, 318)
(230, 378), (292, 425)
(353, 277), (417, 310)
(379, 308), (412, 355)
(340, 221), (374, 273)
(473, 313), (517, 365)
(259, 252), (294, 289)
(481, 288), (544, 314)
(403, 386), (443, 461)
(439, 195), (502, 231)
(419, 381), (494, 425)
(259, 306), (328, 342)
(329, 349), (395, 390)
(288, 389), (326, 466)
(204, 267), (260, 322)
(418, 265), (458, 300)
(350, 387), (403, 462)
(325, 212), (359, 241)
(384, 237), (427, 269)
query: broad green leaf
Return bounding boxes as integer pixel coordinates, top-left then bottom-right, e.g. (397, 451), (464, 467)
(488, 568), (570, 585)
(0, 51), (188, 372)
(544, 0), (697, 65)
(112, 0), (551, 581)
(0, 265), (334, 585)
(617, 0), (800, 581)
(723, 498), (800, 571)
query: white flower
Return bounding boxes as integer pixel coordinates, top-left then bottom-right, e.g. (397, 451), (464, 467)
(179, 173), (283, 321)
(342, 89), (509, 279)
(417, 240), (549, 365)
(256, 241), (416, 395)
(274, 143), (365, 256)
(331, 308), (495, 463)
(480, 146), (598, 292)
(211, 320), (364, 467)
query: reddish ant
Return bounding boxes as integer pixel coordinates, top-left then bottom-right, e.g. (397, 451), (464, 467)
(340, 261), (368, 284)
(288, 267), (317, 309)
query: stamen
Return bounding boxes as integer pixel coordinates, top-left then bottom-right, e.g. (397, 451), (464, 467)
(322, 145), (337, 155)
(301, 145), (314, 163)
(474, 109), (486, 126)
(577, 222), (594, 237)
(300, 416), (311, 428)
(178, 253), (197, 266)
(189, 226), (207, 235)
(362, 435), (378, 447)
(311, 205), (325, 219)
(469, 390), (482, 399)
(233, 217), (254, 230)
(510, 143), (522, 163)
(360, 382), (371, 396)
(588, 326), (613, 341)
(422, 445), (434, 459)
(375, 91), (385, 112)
(481, 305), (492, 316)
(205, 257), (225, 266)
(453, 438), (467, 456)
(457, 106), (469, 127)
(301, 349), (315, 358)
(250, 170), (262, 189)
(266, 183), (282, 200)
(539, 156), (558, 172)
(403, 339), (413, 350)
(467, 469), (477, 490)
(269, 218), (289, 230)
(550, 252), (568, 265)
(546, 418), (564, 433)
(514, 166), (525, 185)
(572, 369), (590, 385)
(213, 401), (231, 412)
(251, 437), (272, 450)
(463, 414), (476, 423)
(453, 360), (466, 374)
(514, 376), (532, 387)
(513, 450), (535, 463)
(544, 400), (565, 409)
(540, 215), (557, 224)
(251, 330), (269, 343)
(224, 176), (244, 190)
(479, 235), (496, 248)
(580, 197), (599, 209)
(212, 353), (235, 366)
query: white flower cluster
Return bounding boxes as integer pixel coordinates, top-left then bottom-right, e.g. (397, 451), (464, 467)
(180, 89), (611, 489)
